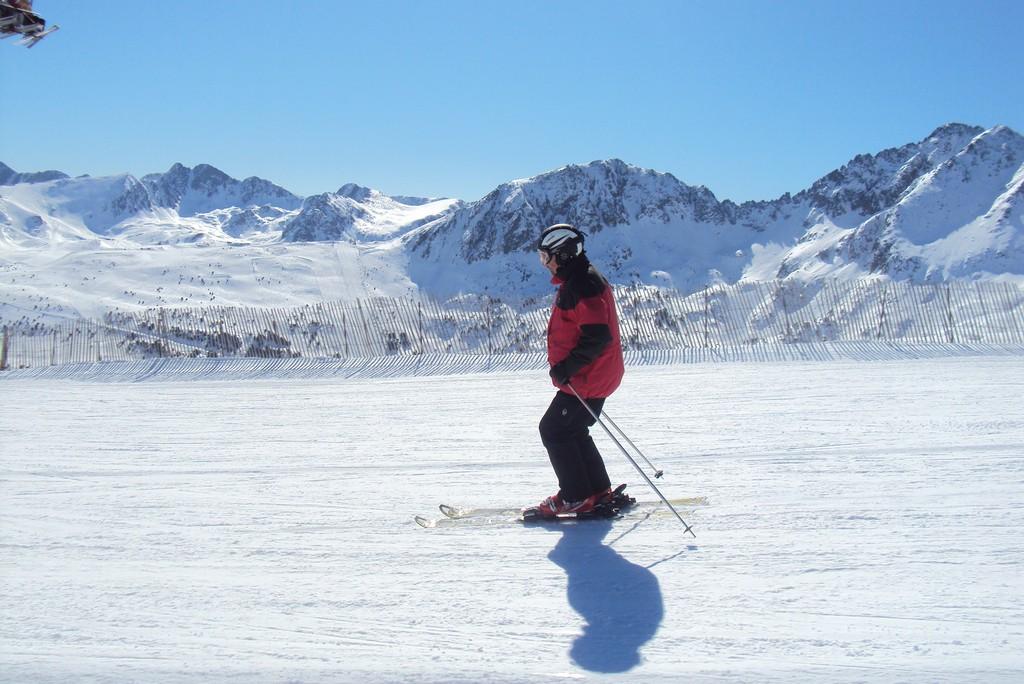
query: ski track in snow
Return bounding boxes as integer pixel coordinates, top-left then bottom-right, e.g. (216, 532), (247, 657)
(2, 353), (1023, 682)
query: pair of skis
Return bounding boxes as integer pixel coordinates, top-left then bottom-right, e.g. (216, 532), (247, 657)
(412, 485), (713, 529)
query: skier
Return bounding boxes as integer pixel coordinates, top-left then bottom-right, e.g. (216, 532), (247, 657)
(531, 224), (625, 517)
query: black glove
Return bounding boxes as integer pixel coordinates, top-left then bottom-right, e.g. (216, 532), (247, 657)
(549, 362), (572, 385)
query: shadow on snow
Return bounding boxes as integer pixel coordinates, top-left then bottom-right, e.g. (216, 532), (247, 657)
(543, 519), (665, 673)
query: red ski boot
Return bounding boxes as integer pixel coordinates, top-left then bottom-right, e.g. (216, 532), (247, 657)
(523, 490), (609, 520)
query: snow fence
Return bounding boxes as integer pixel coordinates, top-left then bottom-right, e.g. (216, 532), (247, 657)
(2, 280), (1023, 371)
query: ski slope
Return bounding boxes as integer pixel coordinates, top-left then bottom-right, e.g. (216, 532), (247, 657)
(2, 354), (1023, 682)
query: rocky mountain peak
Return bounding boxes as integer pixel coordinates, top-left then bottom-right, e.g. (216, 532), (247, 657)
(190, 163), (233, 190)
(410, 158), (730, 263)
(141, 162), (301, 216)
(924, 122), (985, 143)
(337, 183), (374, 202)
(281, 193), (365, 243)
(790, 123), (994, 220)
(0, 161), (69, 186)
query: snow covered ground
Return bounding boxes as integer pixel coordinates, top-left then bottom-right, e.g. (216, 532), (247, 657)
(2, 353), (1023, 682)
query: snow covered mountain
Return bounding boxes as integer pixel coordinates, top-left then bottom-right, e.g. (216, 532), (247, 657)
(280, 184), (458, 243)
(802, 125), (1024, 281)
(0, 163), (303, 247)
(0, 172), (155, 242)
(407, 123), (1024, 297)
(0, 162), (457, 249)
(405, 158), (759, 296)
(1, 122), (1022, 319)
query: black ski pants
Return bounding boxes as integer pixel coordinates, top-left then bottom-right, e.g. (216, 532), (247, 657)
(539, 391), (612, 502)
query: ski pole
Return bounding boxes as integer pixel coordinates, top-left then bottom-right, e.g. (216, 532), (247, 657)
(596, 408), (664, 479)
(566, 382), (696, 538)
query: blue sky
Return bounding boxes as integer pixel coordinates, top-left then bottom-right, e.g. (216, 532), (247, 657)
(2, 0), (1022, 203)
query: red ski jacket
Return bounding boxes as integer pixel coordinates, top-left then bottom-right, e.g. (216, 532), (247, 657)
(547, 256), (624, 399)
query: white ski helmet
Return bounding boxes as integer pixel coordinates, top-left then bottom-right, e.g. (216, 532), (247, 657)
(538, 224), (585, 264)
